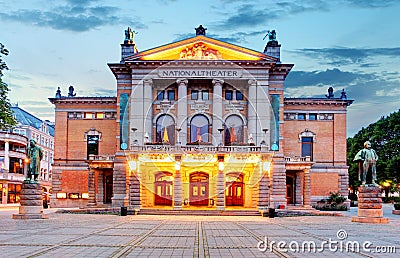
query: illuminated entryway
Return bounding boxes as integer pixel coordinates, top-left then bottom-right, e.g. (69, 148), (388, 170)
(225, 173), (244, 206)
(154, 172), (173, 206)
(189, 172), (209, 206)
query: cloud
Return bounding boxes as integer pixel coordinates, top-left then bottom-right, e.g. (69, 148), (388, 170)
(0, 1), (146, 32)
(285, 68), (375, 88)
(344, 0), (398, 8)
(292, 47), (400, 66)
(172, 30), (265, 44)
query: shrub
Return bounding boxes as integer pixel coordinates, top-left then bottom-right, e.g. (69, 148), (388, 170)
(313, 192), (348, 211)
(394, 203), (400, 210)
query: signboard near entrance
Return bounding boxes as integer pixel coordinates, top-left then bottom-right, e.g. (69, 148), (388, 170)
(159, 69), (242, 78)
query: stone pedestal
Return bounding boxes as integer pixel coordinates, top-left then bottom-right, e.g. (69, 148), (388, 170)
(13, 181), (48, 219)
(352, 185), (388, 224)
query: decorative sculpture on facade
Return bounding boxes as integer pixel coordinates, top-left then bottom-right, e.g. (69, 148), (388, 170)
(263, 30), (277, 42)
(354, 141), (378, 186)
(55, 87), (61, 98)
(340, 89), (347, 99)
(179, 43), (222, 60)
(27, 139), (43, 182)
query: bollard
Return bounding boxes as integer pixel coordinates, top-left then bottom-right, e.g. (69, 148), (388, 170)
(121, 206), (127, 216)
(268, 208), (275, 218)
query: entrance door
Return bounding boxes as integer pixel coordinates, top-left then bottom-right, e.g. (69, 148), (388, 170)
(154, 173), (173, 206)
(286, 175), (295, 205)
(190, 173), (209, 206)
(104, 173), (113, 204)
(225, 174), (244, 206)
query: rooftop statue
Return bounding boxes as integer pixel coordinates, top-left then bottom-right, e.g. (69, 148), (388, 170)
(353, 141), (378, 186)
(68, 85), (76, 97)
(340, 89), (347, 99)
(325, 87), (334, 99)
(27, 139), (43, 182)
(124, 27), (137, 44)
(55, 87), (61, 98)
(263, 30), (277, 42)
(195, 25), (207, 36)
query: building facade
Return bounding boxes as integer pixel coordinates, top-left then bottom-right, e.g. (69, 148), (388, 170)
(0, 105), (54, 204)
(50, 27), (353, 210)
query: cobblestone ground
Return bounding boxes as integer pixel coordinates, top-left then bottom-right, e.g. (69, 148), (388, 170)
(0, 209), (399, 257)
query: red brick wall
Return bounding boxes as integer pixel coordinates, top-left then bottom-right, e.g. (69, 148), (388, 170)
(61, 170), (88, 192)
(311, 172), (338, 196)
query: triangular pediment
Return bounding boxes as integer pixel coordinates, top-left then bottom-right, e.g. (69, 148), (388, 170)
(124, 36), (277, 62)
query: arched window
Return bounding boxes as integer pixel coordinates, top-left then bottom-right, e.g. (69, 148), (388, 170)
(224, 115), (244, 145)
(156, 115), (175, 144)
(190, 115), (209, 143)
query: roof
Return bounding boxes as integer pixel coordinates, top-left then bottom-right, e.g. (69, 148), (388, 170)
(11, 106), (55, 136)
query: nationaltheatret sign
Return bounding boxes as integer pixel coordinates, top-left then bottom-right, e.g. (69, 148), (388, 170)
(159, 69), (242, 78)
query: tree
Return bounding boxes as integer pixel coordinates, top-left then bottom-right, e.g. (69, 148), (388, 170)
(347, 110), (400, 190)
(0, 43), (17, 130)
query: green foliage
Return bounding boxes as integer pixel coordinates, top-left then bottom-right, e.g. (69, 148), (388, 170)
(347, 110), (400, 188)
(394, 203), (400, 210)
(313, 192), (348, 211)
(0, 43), (17, 130)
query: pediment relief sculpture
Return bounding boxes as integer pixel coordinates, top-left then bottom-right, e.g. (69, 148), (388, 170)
(179, 42), (222, 60)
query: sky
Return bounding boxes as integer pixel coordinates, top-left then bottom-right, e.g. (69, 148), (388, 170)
(1, 0), (399, 137)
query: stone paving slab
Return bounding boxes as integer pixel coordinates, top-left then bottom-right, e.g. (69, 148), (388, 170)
(0, 208), (399, 257)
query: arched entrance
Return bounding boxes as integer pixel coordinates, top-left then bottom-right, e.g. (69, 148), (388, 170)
(189, 172), (209, 206)
(154, 172), (173, 206)
(225, 173), (244, 206)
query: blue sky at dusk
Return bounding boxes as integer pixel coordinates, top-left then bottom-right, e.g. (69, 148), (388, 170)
(1, 0), (399, 136)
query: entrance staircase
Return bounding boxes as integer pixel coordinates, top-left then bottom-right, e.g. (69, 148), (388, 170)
(136, 208), (261, 216)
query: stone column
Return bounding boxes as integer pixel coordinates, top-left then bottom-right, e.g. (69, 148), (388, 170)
(177, 79), (188, 145)
(143, 79), (153, 144)
(216, 166), (225, 210)
(173, 166), (182, 210)
(4, 140), (9, 172)
(212, 79), (224, 146)
(87, 168), (96, 206)
(247, 80), (257, 145)
(303, 168), (311, 207)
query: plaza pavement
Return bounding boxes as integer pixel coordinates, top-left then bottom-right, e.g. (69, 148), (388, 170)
(0, 205), (398, 257)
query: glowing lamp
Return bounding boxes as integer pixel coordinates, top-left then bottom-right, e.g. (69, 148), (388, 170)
(218, 161), (224, 171)
(175, 162), (181, 171)
(128, 160), (137, 171)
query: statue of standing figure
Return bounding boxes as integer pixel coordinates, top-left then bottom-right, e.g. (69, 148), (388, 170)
(353, 141), (378, 186)
(27, 139), (43, 181)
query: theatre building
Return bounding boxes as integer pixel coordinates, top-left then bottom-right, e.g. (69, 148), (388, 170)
(49, 26), (353, 211)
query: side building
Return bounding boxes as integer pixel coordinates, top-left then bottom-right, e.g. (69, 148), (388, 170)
(0, 105), (54, 204)
(49, 26), (353, 210)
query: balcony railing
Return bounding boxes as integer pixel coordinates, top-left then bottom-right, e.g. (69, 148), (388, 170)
(284, 156), (312, 162)
(129, 145), (268, 153)
(88, 155), (115, 161)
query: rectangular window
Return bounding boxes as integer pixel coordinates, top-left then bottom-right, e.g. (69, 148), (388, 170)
(225, 90), (233, 100)
(202, 90), (209, 100)
(84, 112), (93, 119)
(96, 113), (104, 119)
(167, 90), (175, 101)
(298, 113), (306, 120)
(87, 135), (99, 159)
(309, 114), (317, 120)
(301, 137), (313, 160)
(236, 91), (243, 100)
(157, 91), (164, 100)
(191, 90), (198, 100)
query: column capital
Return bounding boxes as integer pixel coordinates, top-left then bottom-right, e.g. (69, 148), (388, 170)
(248, 79), (257, 86)
(176, 78), (188, 85)
(212, 79), (224, 86)
(143, 79), (153, 86)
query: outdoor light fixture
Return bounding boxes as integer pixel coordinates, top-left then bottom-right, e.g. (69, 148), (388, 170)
(56, 192), (67, 199)
(128, 160), (137, 171)
(175, 161), (181, 171)
(82, 193), (89, 199)
(217, 155), (224, 171)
